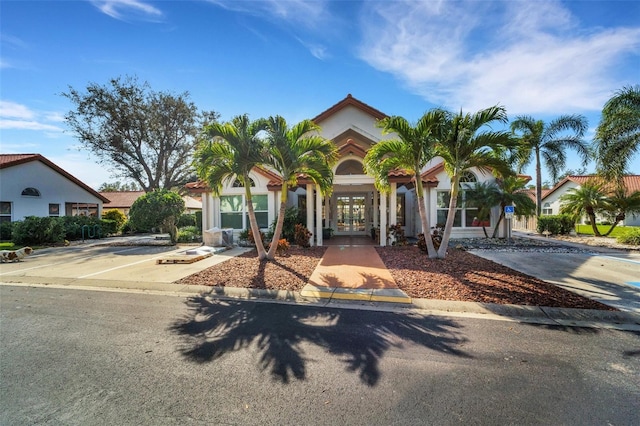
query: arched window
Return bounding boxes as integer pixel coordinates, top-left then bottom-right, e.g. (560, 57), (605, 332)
(21, 187), (41, 197)
(459, 171), (477, 186)
(336, 160), (364, 175)
(542, 202), (553, 215)
(232, 178), (255, 187)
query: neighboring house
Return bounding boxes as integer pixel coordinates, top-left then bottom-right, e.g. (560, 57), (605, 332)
(100, 191), (202, 217)
(0, 153), (109, 223)
(187, 94), (507, 246)
(540, 175), (640, 226)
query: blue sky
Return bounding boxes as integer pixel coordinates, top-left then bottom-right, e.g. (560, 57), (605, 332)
(1, 0), (639, 189)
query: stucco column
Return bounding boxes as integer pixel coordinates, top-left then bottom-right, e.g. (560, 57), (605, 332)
(306, 184), (314, 246)
(373, 190), (379, 228)
(389, 182), (397, 244)
(380, 192), (387, 246)
(315, 186), (323, 246)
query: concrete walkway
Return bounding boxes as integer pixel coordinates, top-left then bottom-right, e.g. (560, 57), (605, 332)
(301, 246), (410, 303)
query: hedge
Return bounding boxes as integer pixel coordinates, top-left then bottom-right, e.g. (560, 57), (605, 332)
(536, 214), (574, 235)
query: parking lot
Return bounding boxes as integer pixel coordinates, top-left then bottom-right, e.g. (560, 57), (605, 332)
(0, 242), (246, 290)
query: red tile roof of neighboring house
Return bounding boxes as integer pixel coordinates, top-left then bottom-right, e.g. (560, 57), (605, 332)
(0, 153), (110, 203)
(312, 94), (388, 124)
(543, 175), (640, 200)
(100, 191), (145, 208)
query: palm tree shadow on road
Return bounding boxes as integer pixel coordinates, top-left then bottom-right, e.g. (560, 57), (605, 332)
(170, 296), (471, 386)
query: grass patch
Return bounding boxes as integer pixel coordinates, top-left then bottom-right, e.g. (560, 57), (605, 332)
(575, 224), (638, 238)
(0, 242), (16, 250)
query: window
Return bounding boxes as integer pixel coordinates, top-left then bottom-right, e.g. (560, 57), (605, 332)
(396, 194), (405, 226)
(542, 202), (553, 215)
(436, 172), (479, 228)
(49, 203), (60, 217)
(21, 187), (41, 197)
(232, 178), (255, 187)
(0, 202), (11, 223)
(220, 194), (268, 229)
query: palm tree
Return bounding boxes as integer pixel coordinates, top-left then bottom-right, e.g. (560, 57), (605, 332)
(601, 188), (640, 236)
(560, 181), (607, 236)
(511, 115), (589, 216)
(489, 176), (537, 238)
(264, 116), (338, 259)
(193, 114), (269, 259)
(464, 181), (501, 238)
(595, 85), (640, 182)
(364, 110), (447, 258)
(435, 106), (515, 258)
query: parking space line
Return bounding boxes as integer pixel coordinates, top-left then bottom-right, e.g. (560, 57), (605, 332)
(77, 253), (169, 278)
(0, 262), (63, 276)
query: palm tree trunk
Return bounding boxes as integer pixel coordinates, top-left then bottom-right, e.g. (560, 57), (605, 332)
(492, 210), (505, 238)
(603, 213), (624, 237)
(438, 175), (460, 258)
(267, 184), (288, 259)
(587, 208), (602, 237)
(245, 180), (267, 259)
(535, 147), (542, 217)
(415, 180), (437, 258)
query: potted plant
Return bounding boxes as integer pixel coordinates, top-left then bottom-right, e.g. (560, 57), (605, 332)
(322, 227), (334, 240)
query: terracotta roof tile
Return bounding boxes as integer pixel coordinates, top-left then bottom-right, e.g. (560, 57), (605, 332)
(100, 191), (145, 208)
(312, 94), (388, 124)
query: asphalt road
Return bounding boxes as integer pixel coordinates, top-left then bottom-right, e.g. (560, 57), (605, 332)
(471, 250), (640, 313)
(1, 285), (639, 425)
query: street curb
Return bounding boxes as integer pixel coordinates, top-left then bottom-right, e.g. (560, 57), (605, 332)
(4, 280), (639, 330)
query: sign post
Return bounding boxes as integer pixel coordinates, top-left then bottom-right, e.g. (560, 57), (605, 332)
(504, 205), (515, 243)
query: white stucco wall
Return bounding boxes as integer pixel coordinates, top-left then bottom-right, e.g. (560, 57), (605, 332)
(317, 105), (395, 143)
(0, 161), (103, 221)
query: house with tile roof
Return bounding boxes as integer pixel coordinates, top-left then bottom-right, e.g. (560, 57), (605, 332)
(187, 94), (509, 246)
(100, 191), (202, 217)
(539, 175), (640, 226)
(0, 154), (109, 224)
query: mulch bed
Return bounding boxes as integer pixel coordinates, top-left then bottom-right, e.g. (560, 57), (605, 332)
(176, 246), (615, 310)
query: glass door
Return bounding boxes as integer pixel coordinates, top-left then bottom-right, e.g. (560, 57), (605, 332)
(336, 195), (367, 235)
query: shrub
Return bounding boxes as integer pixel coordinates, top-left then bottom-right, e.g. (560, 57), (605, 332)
(59, 215), (101, 241)
(0, 221), (13, 241)
(617, 228), (640, 245)
(177, 226), (201, 243)
(100, 219), (118, 236)
(12, 216), (66, 245)
(177, 213), (196, 228)
(389, 224), (407, 246)
(294, 224), (312, 247)
(129, 189), (185, 243)
(102, 209), (127, 232)
(267, 238), (290, 256)
(247, 228), (265, 245)
(268, 207), (301, 243)
(537, 214), (574, 235)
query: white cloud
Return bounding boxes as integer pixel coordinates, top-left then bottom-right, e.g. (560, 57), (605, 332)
(358, 0), (640, 115)
(0, 101), (64, 132)
(0, 100), (34, 119)
(91, 0), (163, 22)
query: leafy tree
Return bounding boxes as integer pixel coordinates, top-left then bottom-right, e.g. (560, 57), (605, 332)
(63, 75), (218, 192)
(435, 106), (515, 258)
(595, 85), (640, 182)
(98, 181), (141, 192)
(194, 114), (269, 259)
(511, 115), (589, 216)
(560, 181), (607, 236)
(129, 189), (185, 243)
(364, 110), (447, 258)
(264, 116), (338, 259)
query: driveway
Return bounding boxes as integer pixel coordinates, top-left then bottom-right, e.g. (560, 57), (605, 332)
(0, 242), (247, 289)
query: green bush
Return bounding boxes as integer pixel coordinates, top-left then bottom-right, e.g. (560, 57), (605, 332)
(102, 209), (127, 232)
(60, 215), (100, 240)
(129, 189), (185, 243)
(537, 214), (574, 235)
(617, 228), (640, 245)
(100, 219), (118, 236)
(0, 221), (13, 241)
(12, 216), (66, 245)
(177, 213), (196, 228)
(177, 226), (201, 243)
(294, 224), (312, 247)
(268, 207), (302, 243)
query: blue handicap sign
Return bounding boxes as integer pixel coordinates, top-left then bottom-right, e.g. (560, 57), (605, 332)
(504, 205), (515, 214)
